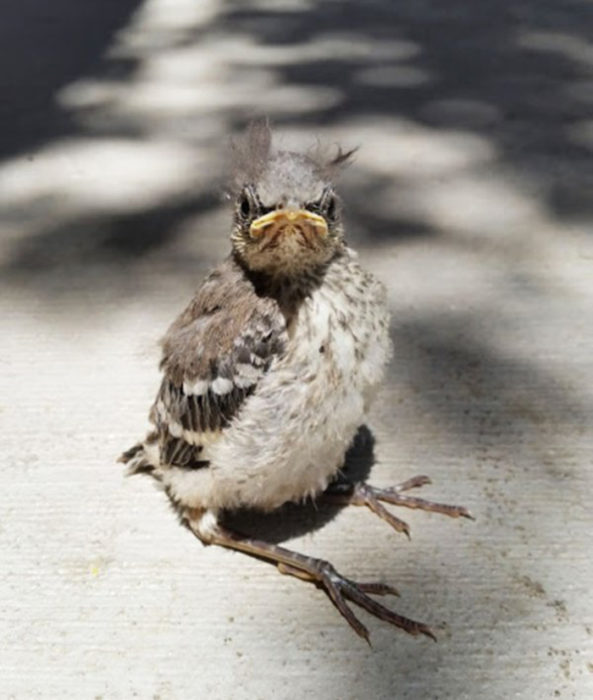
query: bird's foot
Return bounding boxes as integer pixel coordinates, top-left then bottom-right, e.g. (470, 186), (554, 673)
(323, 476), (473, 537)
(277, 560), (435, 643)
(187, 510), (434, 643)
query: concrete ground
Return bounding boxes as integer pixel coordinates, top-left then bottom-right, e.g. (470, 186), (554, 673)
(1, 0), (592, 698)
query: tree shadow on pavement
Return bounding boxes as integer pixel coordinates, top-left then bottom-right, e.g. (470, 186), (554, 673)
(1, 0), (591, 300)
(0, 0), (144, 160)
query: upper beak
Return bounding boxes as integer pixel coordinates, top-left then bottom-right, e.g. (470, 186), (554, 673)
(249, 209), (328, 238)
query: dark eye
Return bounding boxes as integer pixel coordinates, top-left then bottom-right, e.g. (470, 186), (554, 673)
(325, 195), (337, 220)
(238, 189), (252, 219)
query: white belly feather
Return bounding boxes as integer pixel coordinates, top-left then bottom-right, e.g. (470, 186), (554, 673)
(163, 254), (391, 512)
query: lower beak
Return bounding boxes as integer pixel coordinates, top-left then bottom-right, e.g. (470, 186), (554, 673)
(249, 209), (328, 238)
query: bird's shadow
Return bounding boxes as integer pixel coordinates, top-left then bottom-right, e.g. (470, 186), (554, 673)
(222, 425), (375, 544)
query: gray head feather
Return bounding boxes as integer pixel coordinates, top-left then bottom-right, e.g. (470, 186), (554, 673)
(230, 118), (273, 191)
(230, 120), (356, 195)
(309, 143), (358, 180)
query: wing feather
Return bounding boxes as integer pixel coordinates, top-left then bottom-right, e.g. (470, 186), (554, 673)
(151, 257), (286, 468)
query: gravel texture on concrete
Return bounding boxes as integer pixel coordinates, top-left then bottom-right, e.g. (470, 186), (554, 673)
(1, 1), (592, 698)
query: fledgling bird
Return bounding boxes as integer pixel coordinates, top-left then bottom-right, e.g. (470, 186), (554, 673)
(120, 122), (471, 642)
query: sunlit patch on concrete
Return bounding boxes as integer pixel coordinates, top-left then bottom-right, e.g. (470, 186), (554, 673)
(0, 139), (201, 213)
(347, 118), (495, 179)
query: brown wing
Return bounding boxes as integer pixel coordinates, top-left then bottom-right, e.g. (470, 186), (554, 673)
(151, 256), (287, 468)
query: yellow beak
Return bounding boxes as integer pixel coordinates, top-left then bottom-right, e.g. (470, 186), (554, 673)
(249, 209), (328, 238)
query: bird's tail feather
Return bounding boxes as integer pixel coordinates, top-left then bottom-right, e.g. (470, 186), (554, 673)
(118, 440), (157, 475)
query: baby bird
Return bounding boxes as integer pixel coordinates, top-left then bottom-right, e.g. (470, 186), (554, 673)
(120, 122), (471, 642)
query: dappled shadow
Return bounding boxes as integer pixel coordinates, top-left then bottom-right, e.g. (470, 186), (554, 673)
(390, 313), (591, 481)
(1, 0), (592, 302)
(2, 196), (215, 272)
(0, 0), (144, 160)
(214, 0), (593, 222)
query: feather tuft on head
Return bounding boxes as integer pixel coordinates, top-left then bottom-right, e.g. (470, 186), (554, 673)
(310, 143), (358, 179)
(229, 120), (357, 193)
(230, 118), (273, 191)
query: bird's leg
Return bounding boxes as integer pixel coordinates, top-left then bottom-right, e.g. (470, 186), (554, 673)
(322, 476), (473, 537)
(186, 508), (435, 643)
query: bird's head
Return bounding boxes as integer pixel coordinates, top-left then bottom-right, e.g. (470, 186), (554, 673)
(229, 121), (354, 276)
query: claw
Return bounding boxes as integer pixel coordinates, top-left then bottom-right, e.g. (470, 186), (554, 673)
(323, 475), (473, 533)
(376, 489), (473, 520)
(318, 562), (433, 642)
(394, 475), (432, 491)
(360, 488), (412, 537)
(355, 582), (400, 597)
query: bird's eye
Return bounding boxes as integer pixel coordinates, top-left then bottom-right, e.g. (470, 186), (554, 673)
(239, 191), (252, 219)
(324, 193), (337, 221)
